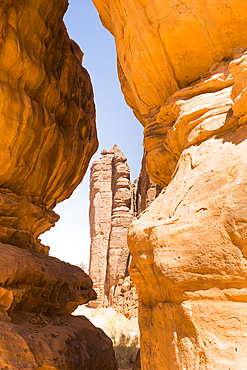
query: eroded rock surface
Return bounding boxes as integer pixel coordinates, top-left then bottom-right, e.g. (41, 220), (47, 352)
(89, 146), (159, 318)
(0, 0), (97, 253)
(89, 145), (133, 309)
(92, 0), (247, 368)
(0, 0), (118, 369)
(128, 52), (247, 369)
(0, 311), (117, 370)
(92, 0), (247, 124)
(0, 243), (96, 320)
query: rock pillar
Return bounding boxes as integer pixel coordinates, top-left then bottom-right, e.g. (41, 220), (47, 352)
(89, 145), (133, 307)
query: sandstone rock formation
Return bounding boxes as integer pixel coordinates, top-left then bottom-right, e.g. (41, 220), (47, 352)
(0, 0), (118, 368)
(92, 0), (247, 125)
(89, 146), (160, 318)
(89, 145), (134, 311)
(0, 311), (117, 370)
(132, 151), (162, 215)
(91, 1), (247, 369)
(132, 349), (141, 370)
(0, 0), (97, 253)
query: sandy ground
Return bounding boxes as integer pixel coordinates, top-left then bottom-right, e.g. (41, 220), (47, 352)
(73, 305), (139, 341)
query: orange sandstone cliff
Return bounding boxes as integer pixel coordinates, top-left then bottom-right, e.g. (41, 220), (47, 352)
(0, 0), (118, 369)
(92, 0), (247, 369)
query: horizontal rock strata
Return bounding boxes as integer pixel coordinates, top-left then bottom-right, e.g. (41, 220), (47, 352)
(89, 145), (133, 310)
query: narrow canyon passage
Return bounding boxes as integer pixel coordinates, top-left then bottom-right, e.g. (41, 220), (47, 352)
(0, 0), (247, 369)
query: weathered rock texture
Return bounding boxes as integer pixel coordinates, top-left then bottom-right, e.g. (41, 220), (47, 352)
(128, 53), (247, 369)
(0, 0), (97, 253)
(91, 1), (247, 369)
(132, 151), (162, 215)
(0, 311), (117, 370)
(89, 146), (159, 317)
(89, 145), (134, 311)
(92, 0), (247, 125)
(0, 0), (118, 368)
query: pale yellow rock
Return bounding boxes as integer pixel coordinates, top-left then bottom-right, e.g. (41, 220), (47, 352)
(89, 145), (132, 308)
(128, 52), (247, 369)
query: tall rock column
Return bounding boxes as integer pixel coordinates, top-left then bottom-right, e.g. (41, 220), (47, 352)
(106, 147), (133, 304)
(89, 148), (115, 307)
(89, 146), (160, 317)
(89, 145), (133, 307)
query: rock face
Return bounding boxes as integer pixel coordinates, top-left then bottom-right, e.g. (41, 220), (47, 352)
(132, 151), (162, 214)
(91, 1), (247, 369)
(0, 0), (118, 368)
(92, 0), (247, 124)
(0, 311), (118, 370)
(89, 145), (134, 309)
(0, 0), (98, 253)
(89, 146), (159, 318)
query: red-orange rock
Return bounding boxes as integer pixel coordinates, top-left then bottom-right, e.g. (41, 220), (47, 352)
(0, 243), (96, 319)
(0, 311), (118, 370)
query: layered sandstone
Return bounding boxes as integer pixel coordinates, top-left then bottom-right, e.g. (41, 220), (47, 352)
(91, 1), (247, 369)
(128, 54), (247, 369)
(92, 0), (247, 124)
(0, 0), (118, 368)
(0, 0), (97, 253)
(89, 145), (133, 310)
(89, 146), (160, 318)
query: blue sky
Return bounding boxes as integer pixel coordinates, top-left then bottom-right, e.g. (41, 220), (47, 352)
(40, 0), (144, 267)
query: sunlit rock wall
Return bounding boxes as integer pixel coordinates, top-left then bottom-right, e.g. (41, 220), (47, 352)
(0, 0), (98, 253)
(92, 0), (247, 124)
(0, 0), (118, 368)
(89, 145), (133, 309)
(92, 0), (247, 368)
(89, 146), (159, 318)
